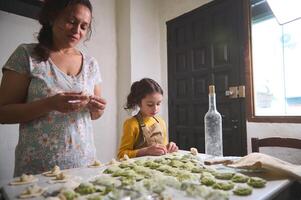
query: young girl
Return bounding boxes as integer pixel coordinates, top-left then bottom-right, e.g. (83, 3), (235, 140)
(117, 78), (178, 159)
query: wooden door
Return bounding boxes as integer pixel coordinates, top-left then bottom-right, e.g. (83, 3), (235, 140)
(167, 0), (248, 156)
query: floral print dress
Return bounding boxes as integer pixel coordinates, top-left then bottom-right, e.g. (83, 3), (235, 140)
(2, 44), (102, 176)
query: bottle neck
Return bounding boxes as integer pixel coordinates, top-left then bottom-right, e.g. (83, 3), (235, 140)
(208, 93), (217, 110)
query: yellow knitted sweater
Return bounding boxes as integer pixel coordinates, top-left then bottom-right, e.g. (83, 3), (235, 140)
(117, 115), (168, 159)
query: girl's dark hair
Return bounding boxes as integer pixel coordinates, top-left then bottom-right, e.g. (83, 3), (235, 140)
(34, 0), (93, 61)
(125, 78), (163, 110)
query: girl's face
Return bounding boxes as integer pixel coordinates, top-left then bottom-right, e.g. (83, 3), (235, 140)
(139, 92), (163, 117)
(52, 4), (91, 49)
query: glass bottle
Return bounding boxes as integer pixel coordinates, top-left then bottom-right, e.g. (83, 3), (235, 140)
(204, 85), (223, 157)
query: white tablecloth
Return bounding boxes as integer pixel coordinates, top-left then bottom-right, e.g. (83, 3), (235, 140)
(0, 152), (293, 200)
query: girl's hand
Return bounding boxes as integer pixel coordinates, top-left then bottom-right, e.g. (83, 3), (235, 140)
(166, 141), (179, 153)
(139, 144), (167, 156)
(87, 95), (106, 112)
(47, 92), (89, 113)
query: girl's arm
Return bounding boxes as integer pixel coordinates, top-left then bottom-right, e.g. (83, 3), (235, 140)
(137, 144), (167, 157)
(117, 120), (139, 159)
(0, 70), (89, 124)
(160, 117), (178, 153)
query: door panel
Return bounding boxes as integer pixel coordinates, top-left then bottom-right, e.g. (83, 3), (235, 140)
(167, 0), (247, 156)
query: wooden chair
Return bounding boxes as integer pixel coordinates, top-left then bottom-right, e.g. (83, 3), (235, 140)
(251, 137), (301, 152)
(251, 137), (301, 199)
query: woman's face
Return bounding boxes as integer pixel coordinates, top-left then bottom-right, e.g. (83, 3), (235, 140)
(139, 92), (163, 117)
(52, 4), (91, 49)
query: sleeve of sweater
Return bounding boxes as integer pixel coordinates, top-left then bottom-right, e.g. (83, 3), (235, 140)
(117, 118), (139, 159)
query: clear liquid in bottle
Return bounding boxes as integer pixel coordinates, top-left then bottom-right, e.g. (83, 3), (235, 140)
(204, 85), (223, 157)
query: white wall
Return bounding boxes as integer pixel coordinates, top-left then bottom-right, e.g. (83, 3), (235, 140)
(131, 0), (161, 83)
(0, 0), (117, 180)
(115, 0), (162, 146)
(0, 10), (40, 180)
(116, 0), (132, 149)
(88, 0), (117, 164)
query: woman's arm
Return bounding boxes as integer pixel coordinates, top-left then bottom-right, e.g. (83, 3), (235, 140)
(88, 84), (106, 120)
(0, 70), (89, 124)
(0, 70), (50, 124)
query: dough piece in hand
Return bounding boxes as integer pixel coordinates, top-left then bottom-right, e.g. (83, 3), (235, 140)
(88, 160), (103, 168)
(10, 174), (38, 185)
(43, 165), (61, 177)
(18, 184), (46, 199)
(190, 147), (198, 156)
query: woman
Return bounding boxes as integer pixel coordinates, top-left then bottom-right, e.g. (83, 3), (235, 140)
(0, 0), (106, 176)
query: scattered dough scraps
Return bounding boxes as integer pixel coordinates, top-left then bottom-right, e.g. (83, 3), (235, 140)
(43, 165), (61, 177)
(18, 184), (46, 199)
(10, 174), (38, 185)
(107, 158), (119, 165)
(56, 172), (68, 180)
(122, 154), (130, 161)
(190, 147), (198, 156)
(88, 160), (103, 168)
(49, 172), (70, 183)
(119, 154), (130, 162)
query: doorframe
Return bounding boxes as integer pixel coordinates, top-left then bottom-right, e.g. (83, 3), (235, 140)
(241, 0), (252, 154)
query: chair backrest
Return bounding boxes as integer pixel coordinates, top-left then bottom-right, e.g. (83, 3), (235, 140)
(251, 137), (301, 152)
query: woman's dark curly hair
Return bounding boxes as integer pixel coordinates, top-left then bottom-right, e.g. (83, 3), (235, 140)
(125, 78), (163, 110)
(34, 0), (93, 61)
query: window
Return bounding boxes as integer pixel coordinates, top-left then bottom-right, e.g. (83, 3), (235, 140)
(266, 0), (301, 25)
(250, 0), (301, 121)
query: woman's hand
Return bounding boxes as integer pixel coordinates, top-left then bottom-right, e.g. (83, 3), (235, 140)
(166, 141), (178, 153)
(138, 144), (167, 156)
(47, 92), (90, 113)
(87, 95), (106, 120)
(87, 95), (106, 112)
